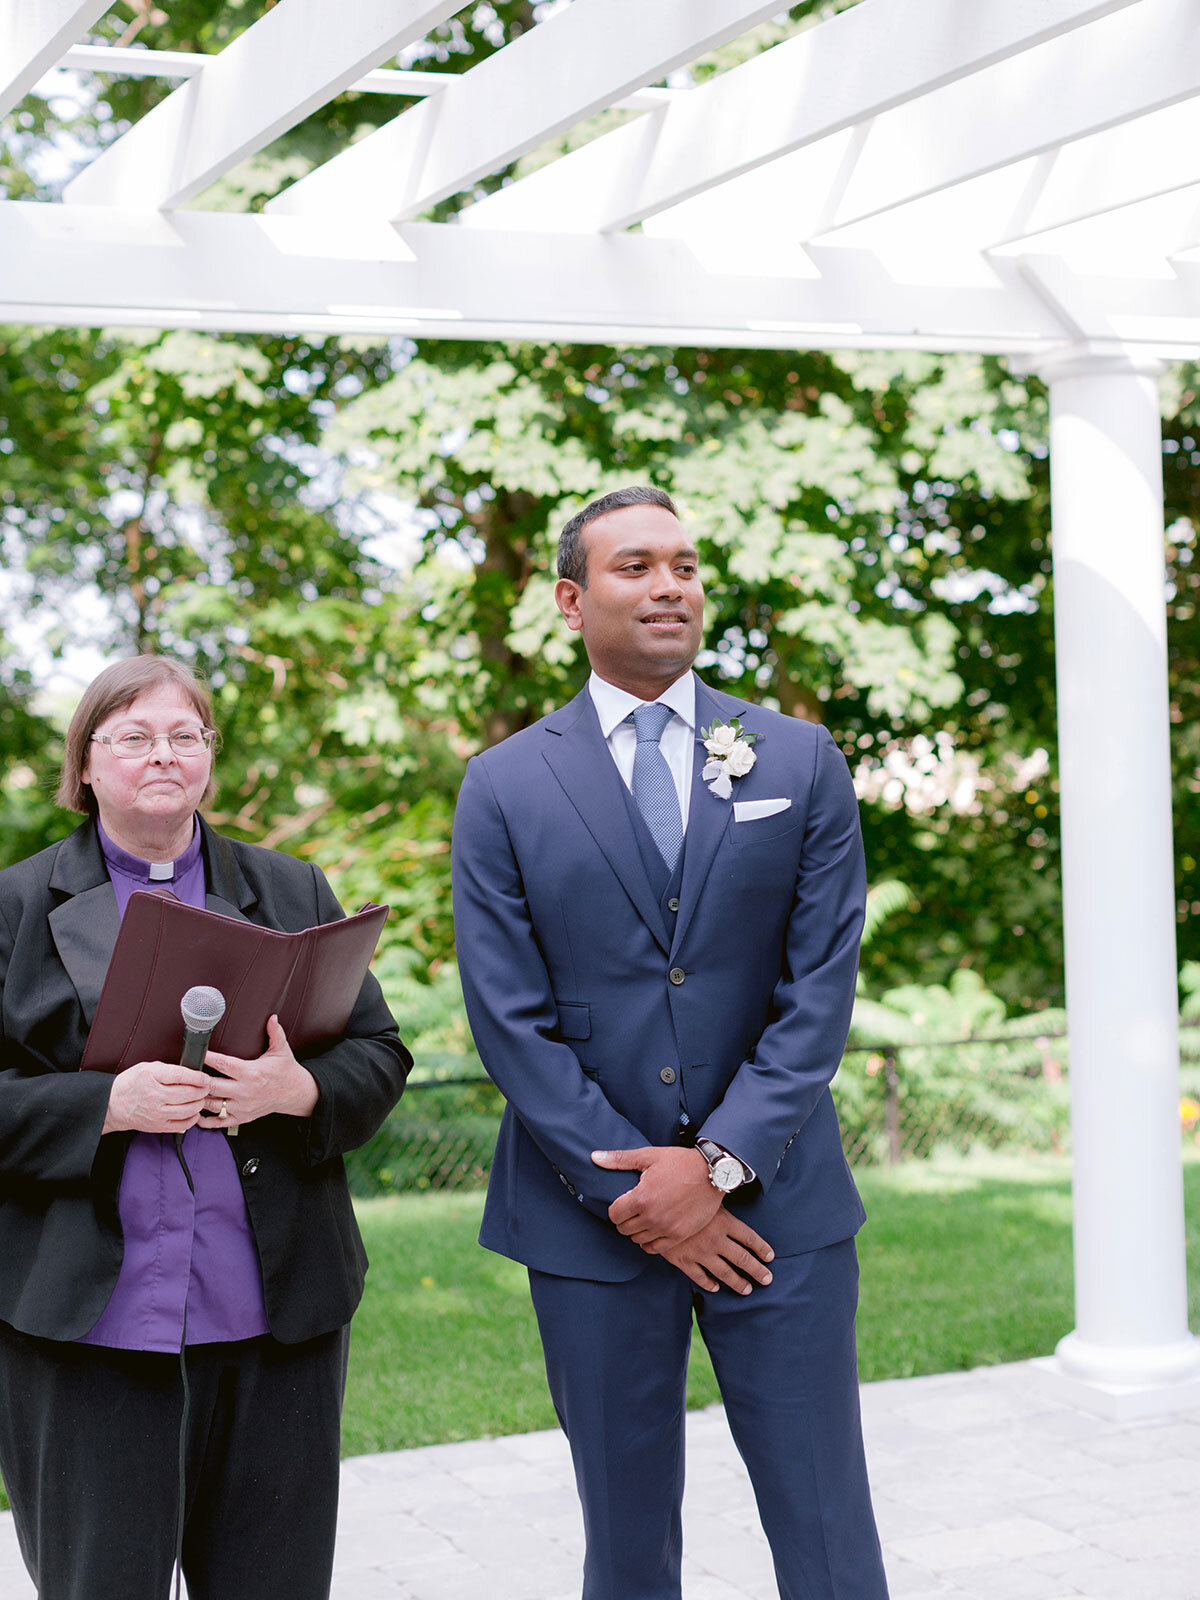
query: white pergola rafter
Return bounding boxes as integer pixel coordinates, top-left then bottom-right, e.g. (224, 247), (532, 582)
(458, 0), (1137, 235)
(0, 0), (111, 119)
(989, 99), (1200, 251)
(3, 0), (1200, 1423)
(63, 0), (464, 210)
(636, 0), (1200, 252)
(810, 0), (1200, 236)
(265, 0), (788, 222)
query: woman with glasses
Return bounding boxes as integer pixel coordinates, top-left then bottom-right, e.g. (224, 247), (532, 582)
(0, 654), (410, 1600)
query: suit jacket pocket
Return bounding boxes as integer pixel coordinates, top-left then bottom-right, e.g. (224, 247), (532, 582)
(555, 1002), (591, 1041)
(727, 809), (802, 846)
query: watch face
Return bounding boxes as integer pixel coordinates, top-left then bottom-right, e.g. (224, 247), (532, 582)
(711, 1156), (743, 1192)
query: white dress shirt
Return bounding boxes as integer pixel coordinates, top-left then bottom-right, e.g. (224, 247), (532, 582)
(588, 671), (696, 833)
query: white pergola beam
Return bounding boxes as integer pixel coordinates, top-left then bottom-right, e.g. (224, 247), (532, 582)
(1005, 182), (1200, 277)
(7, 199), (1200, 359)
(265, 0), (786, 222)
(0, 0), (111, 118)
(818, 0), (1200, 236)
(1173, 203), (1200, 258)
(0, 200), (1092, 353)
(459, 0), (1138, 236)
(1020, 256), (1129, 347)
(1020, 249), (1200, 351)
(992, 99), (1200, 249)
(62, 0), (462, 211)
(792, 119), (1200, 265)
(640, 0), (1200, 251)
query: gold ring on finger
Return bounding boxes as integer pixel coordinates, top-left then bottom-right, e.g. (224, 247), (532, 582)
(220, 1101), (228, 1119)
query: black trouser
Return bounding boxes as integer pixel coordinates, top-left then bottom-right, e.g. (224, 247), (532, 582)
(0, 1321), (348, 1600)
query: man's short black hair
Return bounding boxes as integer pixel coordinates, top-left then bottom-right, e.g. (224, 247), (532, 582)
(557, 485), (679, 587)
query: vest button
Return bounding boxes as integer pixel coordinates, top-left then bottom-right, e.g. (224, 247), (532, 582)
(659, 1067), (677, 1085)
(667, 897), (680, 912)
(669, 967), (686, 985)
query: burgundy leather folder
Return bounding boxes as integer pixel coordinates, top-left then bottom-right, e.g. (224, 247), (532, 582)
(80, 890), (390, 1073)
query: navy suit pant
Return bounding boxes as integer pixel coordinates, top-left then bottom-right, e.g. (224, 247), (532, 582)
(529, 1237), (889, 1600)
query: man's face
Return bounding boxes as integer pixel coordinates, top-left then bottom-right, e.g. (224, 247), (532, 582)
(554, 504), (705, 693)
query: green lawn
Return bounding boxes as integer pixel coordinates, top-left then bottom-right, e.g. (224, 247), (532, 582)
(343, 1152), (1200, 1454)
(344, 1191), (557, 1453)
(3, 1154), (1198, 1515)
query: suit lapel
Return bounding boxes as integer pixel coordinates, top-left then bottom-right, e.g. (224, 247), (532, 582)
(672, 680), (738, 954)
(47, 821), (120, 1027)
(199, 816), (258, 923)
(543, 690), (671, 955)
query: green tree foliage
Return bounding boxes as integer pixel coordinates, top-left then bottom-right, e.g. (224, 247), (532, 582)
(0, 316), (467, 967)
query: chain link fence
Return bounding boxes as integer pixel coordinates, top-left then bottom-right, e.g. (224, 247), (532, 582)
(345, 1075), (503, 1197)
(346, 1026), (1200, 1197)
(835, 1034), (1070, 1166)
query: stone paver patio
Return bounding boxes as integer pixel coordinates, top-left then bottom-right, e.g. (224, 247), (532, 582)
(3, 1359), (1200, 1598)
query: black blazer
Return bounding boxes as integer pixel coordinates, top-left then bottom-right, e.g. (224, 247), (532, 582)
(0, 816), (411, 1344)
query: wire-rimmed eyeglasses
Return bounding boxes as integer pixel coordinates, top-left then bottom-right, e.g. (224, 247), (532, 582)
(89, 729), (217, 759)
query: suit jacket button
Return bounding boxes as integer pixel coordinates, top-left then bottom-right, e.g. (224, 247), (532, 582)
(667, 897), (680, 912)
(241, 1158), (260, 1177)
(659, 1067), (676, 1085)
(669, 967), (686, 985)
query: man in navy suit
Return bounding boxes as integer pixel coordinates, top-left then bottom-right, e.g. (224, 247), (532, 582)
(452, 486), (889, 1599)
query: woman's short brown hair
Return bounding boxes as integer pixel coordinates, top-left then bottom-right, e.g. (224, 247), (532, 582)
(56, 655), (218, 816)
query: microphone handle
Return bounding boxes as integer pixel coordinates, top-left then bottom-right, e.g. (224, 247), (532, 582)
(180, 1026), (215, 1072)
(181, 1023), (236, 1134)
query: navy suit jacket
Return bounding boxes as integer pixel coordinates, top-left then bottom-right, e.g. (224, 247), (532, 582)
(452, 674), (867, 1283)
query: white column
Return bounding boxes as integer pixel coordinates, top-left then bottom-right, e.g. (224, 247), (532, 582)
(1041, 345), (1200, 1405)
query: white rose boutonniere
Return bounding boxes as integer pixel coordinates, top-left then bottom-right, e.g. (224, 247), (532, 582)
(700, 717), (760, 800)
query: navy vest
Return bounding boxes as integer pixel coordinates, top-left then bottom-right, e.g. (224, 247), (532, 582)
(617, 771), (685, 934)
(616, 776), (695, 1138)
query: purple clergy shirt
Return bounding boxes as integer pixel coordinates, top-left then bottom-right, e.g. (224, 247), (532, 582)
(78, 820), (270, 1351)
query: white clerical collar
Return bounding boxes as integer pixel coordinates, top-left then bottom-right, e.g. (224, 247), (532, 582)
(587, 670), (696, 740)
(97, 817), (201, 884)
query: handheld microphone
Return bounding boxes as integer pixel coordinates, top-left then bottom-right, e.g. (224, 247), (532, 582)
(180, 985), (226, 1070)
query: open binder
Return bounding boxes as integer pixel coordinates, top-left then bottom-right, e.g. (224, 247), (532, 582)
(80, 889), (390, 1073)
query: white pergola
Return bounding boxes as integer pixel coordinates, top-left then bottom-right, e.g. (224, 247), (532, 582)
(3, 0), (1199, 1416)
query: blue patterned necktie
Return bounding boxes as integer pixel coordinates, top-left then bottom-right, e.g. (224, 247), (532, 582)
(627, 702), (683, 871)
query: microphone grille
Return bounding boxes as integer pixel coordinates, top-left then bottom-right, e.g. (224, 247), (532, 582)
(180, 985), (226, 1031)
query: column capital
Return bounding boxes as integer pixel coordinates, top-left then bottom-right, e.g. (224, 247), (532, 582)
(1013, 341), (1165, 386)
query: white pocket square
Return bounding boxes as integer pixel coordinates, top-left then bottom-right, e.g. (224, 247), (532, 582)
(733, 798), (791, 822)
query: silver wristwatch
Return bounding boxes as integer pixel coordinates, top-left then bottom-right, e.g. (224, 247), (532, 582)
(696, 1138), (748, 1194)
